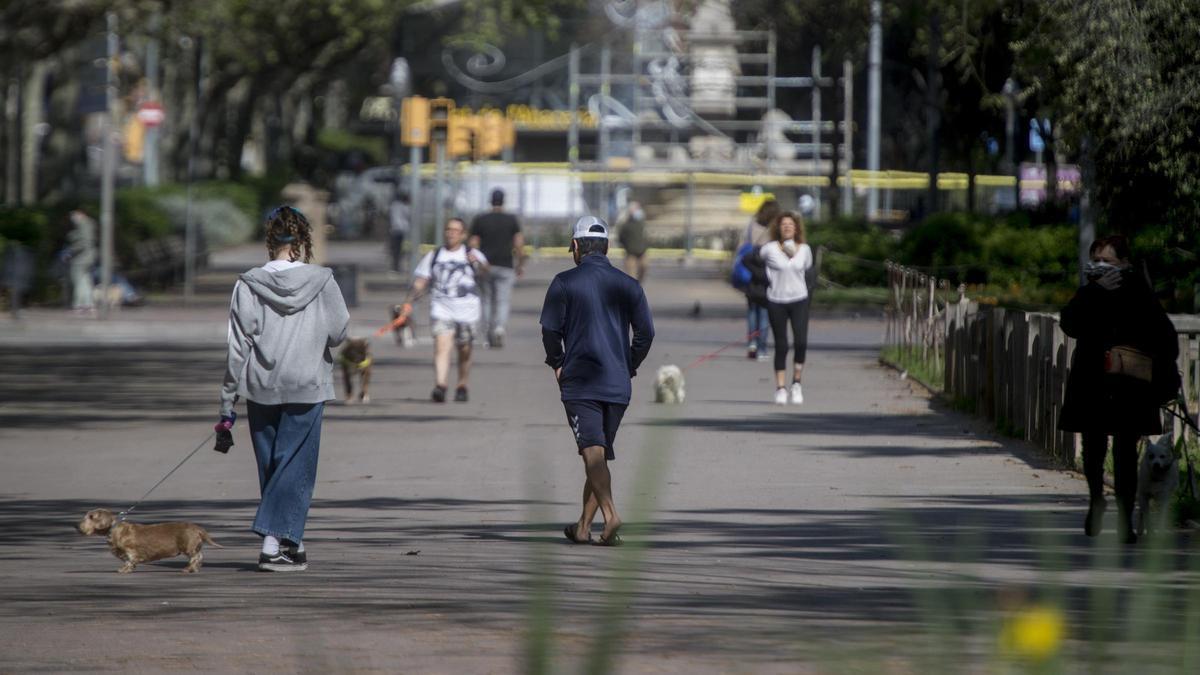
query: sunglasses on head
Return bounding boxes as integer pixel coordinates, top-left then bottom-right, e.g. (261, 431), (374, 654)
(267, 205), (309, 223)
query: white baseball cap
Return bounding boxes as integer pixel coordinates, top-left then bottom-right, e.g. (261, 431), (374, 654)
(571, 215), (610, 240)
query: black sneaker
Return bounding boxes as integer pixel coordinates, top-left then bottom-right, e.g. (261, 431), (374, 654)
(284, 545), (307, 566)
(489, 332), (504, 348)
(258, 549), (308, 572)
(431, 385), (447, 403)
(455, 386), (468, 402)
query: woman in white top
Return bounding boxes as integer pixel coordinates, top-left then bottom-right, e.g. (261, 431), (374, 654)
(759, 211), (814, 405)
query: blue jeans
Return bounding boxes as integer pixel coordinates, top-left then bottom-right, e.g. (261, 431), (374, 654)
(479, 266), (517, 337)
(247, 401), (324, 544)
(746, 301), (769, 354)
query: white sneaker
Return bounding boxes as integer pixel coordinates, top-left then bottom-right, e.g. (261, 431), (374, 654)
(790, 382), (804, 405)
(774, 388), (788, 405)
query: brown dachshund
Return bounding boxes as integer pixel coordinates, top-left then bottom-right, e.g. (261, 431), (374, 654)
(77, 508), (220, 574)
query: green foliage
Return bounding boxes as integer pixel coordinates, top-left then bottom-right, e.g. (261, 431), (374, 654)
(107, 182), (261, 265)
(448, 0), (584, 49)
(107, 187), (173, 267)
(881, 345), (944, 393)
(897, 213), (983, 273)
(1021, 1), (1200, 255)
(1130, 223), (1200, 311)
(807, 217), (895, 286)
(896, 214), (1077, 294)
(979, 221), (1076, 288)
(0, 208), (49, 247)
(315, 129), (388, 167)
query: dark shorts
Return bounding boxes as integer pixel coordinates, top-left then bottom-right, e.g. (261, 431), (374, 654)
(563, 400), (627, 461)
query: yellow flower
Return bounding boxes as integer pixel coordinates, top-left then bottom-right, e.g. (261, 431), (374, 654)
(1000, 605), (1065, 661)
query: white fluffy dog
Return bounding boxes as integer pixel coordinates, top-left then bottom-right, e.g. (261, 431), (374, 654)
(654, 365), (686, 404)
(1137, 432), (1179, 535)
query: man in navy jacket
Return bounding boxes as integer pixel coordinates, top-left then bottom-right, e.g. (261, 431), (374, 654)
(541, 216), (654, 546)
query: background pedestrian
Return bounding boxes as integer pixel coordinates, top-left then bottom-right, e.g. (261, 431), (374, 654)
(388, 192), (411, 274)
(617, 200), (649, 282)
(1058, 234), (1179, 544)
(742, 199), (779, 360)
(400, 217), (489, 402)
(761, 211), (813, 405)
(469, 188), (524, 348)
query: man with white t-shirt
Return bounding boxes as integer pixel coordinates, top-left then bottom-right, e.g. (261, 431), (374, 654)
(396, 218), (490, 402)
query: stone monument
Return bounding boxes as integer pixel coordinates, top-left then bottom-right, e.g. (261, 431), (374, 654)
(688, 0), (739, 118)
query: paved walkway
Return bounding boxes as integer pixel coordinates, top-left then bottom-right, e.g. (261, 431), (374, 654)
(0, 244), (1168, 672)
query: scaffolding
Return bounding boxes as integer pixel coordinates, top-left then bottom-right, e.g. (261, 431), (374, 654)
(566, 27), (851, 223)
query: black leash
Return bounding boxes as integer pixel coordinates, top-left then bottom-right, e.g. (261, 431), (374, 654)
(1162, 396), (1199, 498)
(116, 431), (216, 521)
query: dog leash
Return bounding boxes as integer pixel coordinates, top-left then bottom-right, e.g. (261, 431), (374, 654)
(1162, 396), (1199, 499)
(116, 430), (216, 521)
(372, 307), (410, 338)
(683, 330), (761, 371)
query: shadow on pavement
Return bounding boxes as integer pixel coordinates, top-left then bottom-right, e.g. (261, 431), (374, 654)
(5, 491), (1193, 651)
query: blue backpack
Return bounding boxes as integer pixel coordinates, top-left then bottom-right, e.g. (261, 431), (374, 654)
(730, 243), (755, 289)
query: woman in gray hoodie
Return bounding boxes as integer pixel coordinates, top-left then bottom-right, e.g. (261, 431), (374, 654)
(218, 206), (350, 572)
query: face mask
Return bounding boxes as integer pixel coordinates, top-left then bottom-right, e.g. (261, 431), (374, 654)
(631, 209), (644, 221)
(1084, 261), (1116, 280)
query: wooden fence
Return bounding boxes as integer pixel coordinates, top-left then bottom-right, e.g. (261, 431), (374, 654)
(888, 261), (1200, 466)
(884, 262), (961, 380)
(945, 305), (1200, 466)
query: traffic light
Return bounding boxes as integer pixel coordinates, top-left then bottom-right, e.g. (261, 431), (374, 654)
(476, 111), (505, 159)
(428, 97), (454, 145)
(400, 96), (430, 147)
(447, 114), (474, 159)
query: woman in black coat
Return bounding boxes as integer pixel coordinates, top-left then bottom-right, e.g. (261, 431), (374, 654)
(1058, 235), (1178, 544)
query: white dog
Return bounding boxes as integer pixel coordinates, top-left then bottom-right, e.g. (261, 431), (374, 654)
(1136, 432), (1179, 535)
(654, 365), (686, 404)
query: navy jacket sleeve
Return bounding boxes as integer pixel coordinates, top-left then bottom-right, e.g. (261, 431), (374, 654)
(629, 285), (654, 376)
(540, 278), (567, 368)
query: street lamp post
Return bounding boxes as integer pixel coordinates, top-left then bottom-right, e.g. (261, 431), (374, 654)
(99, 12), (118, 317)
(1003, 77), (1019, 209)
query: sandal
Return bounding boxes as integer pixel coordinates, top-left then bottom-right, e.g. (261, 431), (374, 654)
(563, 524), (590, 544)
(594, 532), (624, 547)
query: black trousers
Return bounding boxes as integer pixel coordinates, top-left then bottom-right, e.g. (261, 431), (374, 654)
(389, 232), (406, 272)
(1081, 432), (1139, 519)
(767, 298), (810, 372)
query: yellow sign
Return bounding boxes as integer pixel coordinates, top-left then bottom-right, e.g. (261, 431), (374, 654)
(358, 96), (595, 131)
(739, 191), (775, 214)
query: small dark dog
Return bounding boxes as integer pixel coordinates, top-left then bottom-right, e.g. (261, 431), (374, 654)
(339, 337), (373, 404)
(77, 508), (221, 573)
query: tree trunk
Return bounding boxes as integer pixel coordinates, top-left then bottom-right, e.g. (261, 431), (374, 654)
(966, 146), (976, 214)
(21, 60), (49, 204)
(1041, 118), (1058, 205)
(3, 72), (19, 205)
(925, 9), (941, 216)
(1078, 135), (1095, 286)
(224, 77), (259, 181)
(831, 87), (841, 218)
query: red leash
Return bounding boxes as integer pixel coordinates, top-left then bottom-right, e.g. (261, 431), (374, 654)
(683, 330), (761, 371)
(372, 304), (412, 338)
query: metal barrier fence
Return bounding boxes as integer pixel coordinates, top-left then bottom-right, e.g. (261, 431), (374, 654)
(332, 163), (1023, 249)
